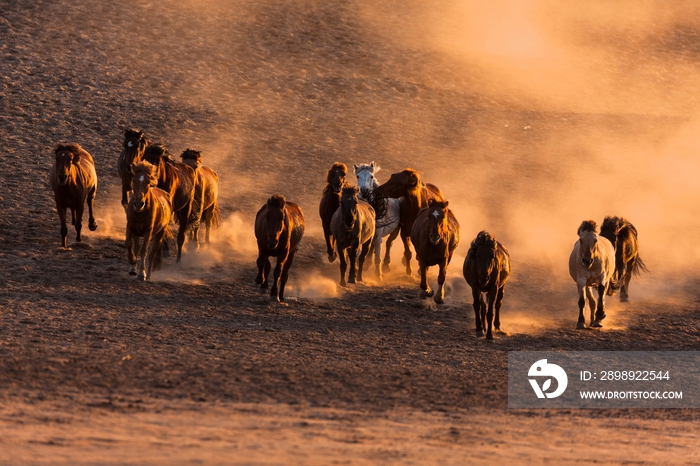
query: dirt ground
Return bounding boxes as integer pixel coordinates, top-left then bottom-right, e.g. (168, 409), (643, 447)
(2, 0), (700, 464)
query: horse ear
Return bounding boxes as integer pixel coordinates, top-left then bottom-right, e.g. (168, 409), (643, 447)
(72, 151), (81, 163)
(353, 164), (359, 173)
(443, 200), (449, 208)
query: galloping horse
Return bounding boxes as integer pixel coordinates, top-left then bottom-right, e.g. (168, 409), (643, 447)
(319, 162), (347, 262)
(126, 161), (173, 280)
(600, 216), (648, 302)
(50, 143), (98, 248)
(255, 194), (305, 303)
(180, 149), (220, 250)
(375, 169), (444, 276)
(354, 162), (401, 280)
(330, 186), (375, 287)
(569, 220), (618, 329)
(463, 231), (511, 340)
(117, 128), (150, 210)
(410, 200), (459, 304)
(143, 144), (196, 262)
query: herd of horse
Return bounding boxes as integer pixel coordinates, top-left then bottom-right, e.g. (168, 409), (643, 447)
(49, 130), (648, 338)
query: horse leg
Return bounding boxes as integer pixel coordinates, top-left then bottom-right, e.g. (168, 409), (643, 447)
(137, 233), (151, 280)
(401, 232), (413, 276)
(203, 207), (213, 245)
(126, 230), (138, 276)
(256, 255), (270, 289)
(145, 230), (166, 280)
(576, 282), (586, 329)
(494, 286), (505, 332)
(74, 204), (84, 242)
(419, 263), (433, 298)
(87, 185), (98, 231)
(278, 249), (296, 303)
(175, 210), (187, 263)
(324, 224), (337, 263)
(434, 258), (447, 304)
(472, 288), (484, 337)
(338, 248), (348, 287)
(121, 179), (131, 212)
(270, 254), (286, 300)
(347, 246), (358, 284)
(57, 204), (69, 248)
(358, 238), (373, 282)
(374, 235), (383, 280)
(592, 284), (607, 327)
(621, 266), (632, 302)
(383, 227), (400, 273)
(480, 294), (487, 333)
(585, 286), (596, 327)
(486, 287), (497, 340)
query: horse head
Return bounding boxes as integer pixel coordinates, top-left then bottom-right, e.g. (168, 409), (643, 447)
(327, 162), (347, 194)
(354, 161), (380, 199)
(426, 199), (450, 246)
(377, 168), (420, 198)
(472, 231), (497, 287)
(265, 194), (287, 249)
(180, 148), (202, 169)
(54, 144), (82, 185)
(577, 220), (599, 269)
(123, 129), (150, 170)
(340, 186), (360, 230)
(130, 161), (158, 212)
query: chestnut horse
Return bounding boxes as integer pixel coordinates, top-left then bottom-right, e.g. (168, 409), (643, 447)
(117, 128), (150, 210)
(143, 144), (196, 262)
(600, 216), (648, 302)
(569, 220), (618, 329)
(410, 199), (459, 304)
(255, 195), (305, 303)
(375, 168), (444, 276)
(126, 162), (173, 280)
(330, 186), (375, 287)
(463, 231), (511, 340)
(318, 162), (347, 262)
(180, 149), (220, 249)
(50, 143), (98, 248)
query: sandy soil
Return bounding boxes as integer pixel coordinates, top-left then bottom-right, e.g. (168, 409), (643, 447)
(2, 0), (700, 464)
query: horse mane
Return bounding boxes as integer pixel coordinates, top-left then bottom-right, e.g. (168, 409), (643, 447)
(144, 144), (176, 166)
(267, 194), (286, 209)
(124, 128), (144, 139)
(54, 143), (83, 155)
(428, 199), (449, 209)
(341, 185), (359, 197)
(601, 216), (636, 237)
(180, 148), (202, 165)
(577, 220), (598, 235)
(470, 230), (497, 251)
(366, 189), (387, 220)
(131, 161), (159, 186)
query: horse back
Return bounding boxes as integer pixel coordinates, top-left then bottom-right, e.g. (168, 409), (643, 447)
(166, 162), (196, 212)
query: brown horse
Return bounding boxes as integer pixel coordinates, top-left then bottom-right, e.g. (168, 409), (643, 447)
(375, 168), (444, 276)
(255, 195), (306, 303)
(569, 220), (617, 329)
(410, 199), (459, 304)
(600, 216), (649, 302)
(180, 149), (220, 250)
(50, 143), (98, 248)
(117, 128), (150, 210)
(330, 186), (375, 287)
(143, 144), (196, 262)
(463, 231), (511, 340)
(319, 162), (347, 262)
(126, 161), (173, 280)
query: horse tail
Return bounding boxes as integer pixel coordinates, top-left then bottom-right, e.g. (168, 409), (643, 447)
(631, 255), (649, 276)
(210, 200), (220, 230)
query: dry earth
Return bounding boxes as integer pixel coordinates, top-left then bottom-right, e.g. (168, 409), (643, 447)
(1, 0), (700, 464)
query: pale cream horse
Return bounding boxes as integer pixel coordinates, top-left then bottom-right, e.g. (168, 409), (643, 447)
(569, 220), (617, 329)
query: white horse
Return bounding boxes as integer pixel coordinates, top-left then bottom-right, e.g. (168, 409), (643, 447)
(354, 162), (401, 281)
(569, 220), (617, 329)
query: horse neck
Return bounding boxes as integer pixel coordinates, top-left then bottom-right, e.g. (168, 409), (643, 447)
(323, 185), (341, 206)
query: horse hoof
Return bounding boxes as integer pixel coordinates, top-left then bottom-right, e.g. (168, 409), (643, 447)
(255, 277), (263, 285)
(590, 320), (603, 328)
(486, 334), (494, 341)
(576, 322), (586, 329)
(339, 281), (347, 288)
(89, 222), (98, 231)
(348, 277), (356, 284)
(595, 312), (607, 321)
(137, 274), (146, 281)
(476, 330), (485, 338)
(621, 296), (629, 303)
(382, 263), (390, 272)
(162, 250), (171, 258)
(434, 296), (444, 305)
(328, 253), (337, 263)
(129, 270), (137, 276)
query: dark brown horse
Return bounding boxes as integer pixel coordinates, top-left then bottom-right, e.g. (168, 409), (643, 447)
(180, 149), (220, 249)
(255, 195), (305, 303)
(330, 186), (375, 287)
(375, 168), (444, 276)
(463, 231), (511, 339)
(600, 216), (648, 302)
(126, 161), (173, 280)
(117, 128), (150, 210)
(410, 199), (459, 304)
(143, 144), (196, 262)
(50, 143), (98, 248)
(319, 162), (347, 262)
